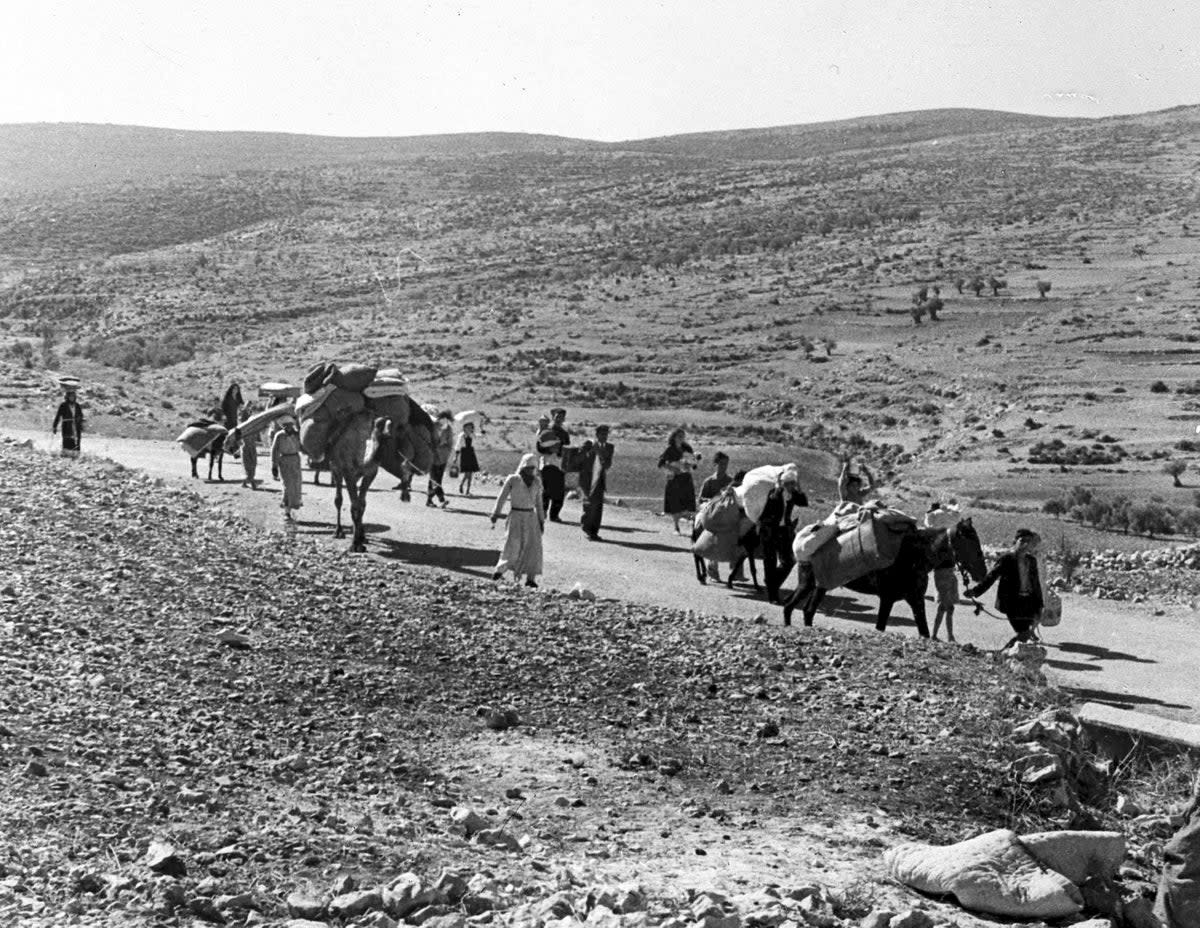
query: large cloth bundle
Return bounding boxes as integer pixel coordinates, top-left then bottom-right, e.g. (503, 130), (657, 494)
(735, 464), (800, 523)
(809, 504), (916, 589)
(331, 362), (377, 393)
(363, 377), (408, 398)
(322, 386), (366, 420)
(300, 418), (332, 463)
(299, 390), (362, 462)
(303, 362), (337, 395)
(259, 381), (301, 399)
(793, 521), (839, 561)
(692, 528), (743, 563)
(886, 829), (1123, 919)
(236, 402), (293, 440)
(699, 486), (744, 535)
(366, 392), (410, 425)
(376, 420), (435, 479)
(176, 423), (227, 459)
(296, 384), (336, 421)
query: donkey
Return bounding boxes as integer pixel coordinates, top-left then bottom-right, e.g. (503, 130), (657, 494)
(781, 518), (986, 636)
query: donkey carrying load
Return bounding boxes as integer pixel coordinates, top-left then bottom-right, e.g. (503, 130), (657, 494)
(781, 506), (986, 637)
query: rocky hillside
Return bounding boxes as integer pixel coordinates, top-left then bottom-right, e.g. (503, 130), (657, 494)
(0, 437), (1069, 927)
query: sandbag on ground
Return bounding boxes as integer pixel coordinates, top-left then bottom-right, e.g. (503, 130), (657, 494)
(885, 829), (1083, 919)
(1019, 831), (1125, 884)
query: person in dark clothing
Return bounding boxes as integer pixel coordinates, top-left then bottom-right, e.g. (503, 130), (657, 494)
(1157, 774), (1200, 927)
(965, 528), (1044, 648)
(757, 470), (808, 604)
(698, 452), (734, 581)
(537, 407), (571, 522)
(698, 452), (733, 503)
(658, 427), (698, 534)
(52, 391), (84, 455)
(579, 425), (614, 541)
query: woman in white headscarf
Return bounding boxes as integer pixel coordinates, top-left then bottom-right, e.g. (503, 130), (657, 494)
(490, 453), (545, 588)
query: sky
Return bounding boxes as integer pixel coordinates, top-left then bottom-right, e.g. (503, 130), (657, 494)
(3, 0), (1200, 141)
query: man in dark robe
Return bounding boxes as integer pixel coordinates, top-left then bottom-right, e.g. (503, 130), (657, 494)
(52, 391), (84, 455)
(579, 425), (614, 541)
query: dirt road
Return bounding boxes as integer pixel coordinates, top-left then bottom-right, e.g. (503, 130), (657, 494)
(10, 428), (1199, 726)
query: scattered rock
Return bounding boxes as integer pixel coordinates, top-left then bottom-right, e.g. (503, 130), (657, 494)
(145, 841), (187, 878)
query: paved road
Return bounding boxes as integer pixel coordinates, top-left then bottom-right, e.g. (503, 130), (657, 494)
(9, 428), (1199, 725)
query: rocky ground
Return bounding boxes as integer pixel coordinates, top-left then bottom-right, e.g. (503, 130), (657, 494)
(0, 437), (1124, 928)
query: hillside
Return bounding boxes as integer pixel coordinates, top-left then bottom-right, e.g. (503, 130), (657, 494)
(615, 108), (1078, 160)
(3, 105), (1200, 555)
(0, 123), (598, 194)
(0, 436), (1069, 927)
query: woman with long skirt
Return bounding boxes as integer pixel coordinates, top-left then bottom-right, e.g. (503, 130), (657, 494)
(490, 453), (545, 588)
(658, 426), (698, 534)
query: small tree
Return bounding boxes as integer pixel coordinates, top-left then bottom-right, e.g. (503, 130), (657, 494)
(1164, 459), (1188, 487)
(988, 276), (1007, 296)
(954, 276), (966, 294)
(970, 277), (985, 297)
(1036, 280), (1052, 299)
(910, 305), (924, 325)
(1042, 498), (1066, 519)
(924, 297), (943, 321)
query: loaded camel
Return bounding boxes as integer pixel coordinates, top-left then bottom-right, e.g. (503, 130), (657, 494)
(781, 518), (987, 636)
(323, 399), (436, 552)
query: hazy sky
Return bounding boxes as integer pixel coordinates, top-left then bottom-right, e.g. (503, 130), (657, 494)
(3, 1), (1199, 140)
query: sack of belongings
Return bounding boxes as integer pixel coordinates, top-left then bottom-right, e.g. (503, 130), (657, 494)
(735, 464), (800, 523)
(808, 502), (916, 589)
(699, 485), (744, 536)
(331, 362), (377, 393)
(793, 521), (839, 562)
(366, 391), (411, 425)
(886, 828), (1125, 919)
(176, 422), (227, 459)
(692, 528), (743, 563)
(235, 402), (293, 441)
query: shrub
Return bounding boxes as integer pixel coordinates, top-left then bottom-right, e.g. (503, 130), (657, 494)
(1163, 459), (1188, 487)
(1036, 280), (1052, 299)
(1150, 380), (1170, 394)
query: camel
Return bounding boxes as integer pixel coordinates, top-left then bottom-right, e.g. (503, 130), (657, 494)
(322, 401), (437, 553)
(325, 410), (380, 553)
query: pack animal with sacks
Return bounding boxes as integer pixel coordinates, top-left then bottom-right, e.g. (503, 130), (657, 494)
(691, 485), (756, 563)
(805, 501), (918, 590)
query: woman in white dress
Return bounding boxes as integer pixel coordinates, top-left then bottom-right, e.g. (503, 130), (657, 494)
(490, 453), (545, 588)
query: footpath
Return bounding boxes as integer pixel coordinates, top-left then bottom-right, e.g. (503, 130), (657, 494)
(8, 428), (1200, 727)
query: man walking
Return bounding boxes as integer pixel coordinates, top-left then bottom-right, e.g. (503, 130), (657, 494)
(580, 425), (614, 541)
(537, 407), (571, 522)
(52, 389), (85, 456)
